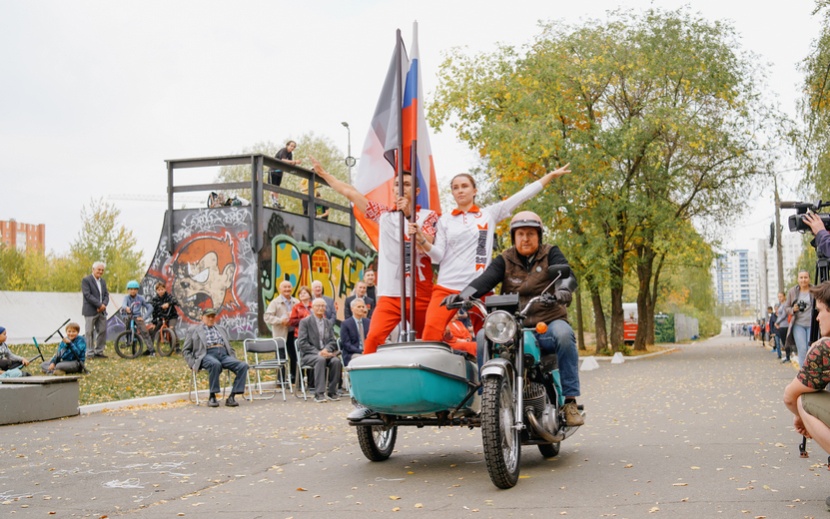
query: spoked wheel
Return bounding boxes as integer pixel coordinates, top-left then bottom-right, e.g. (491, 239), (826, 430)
(154, 328), (177, 357)
(481, 375), (521, 489)
(114, 332), (144, 359)
(356, 425), (397, 461)
(538, 442), (560, 458)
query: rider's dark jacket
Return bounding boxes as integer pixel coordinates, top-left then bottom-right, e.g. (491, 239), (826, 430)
(467, 243), (572, 328)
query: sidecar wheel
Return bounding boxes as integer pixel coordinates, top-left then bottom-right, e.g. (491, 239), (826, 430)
(356, 425), (397, 461)
(481, 375), (521, 488)
(538, 442), (560, 458)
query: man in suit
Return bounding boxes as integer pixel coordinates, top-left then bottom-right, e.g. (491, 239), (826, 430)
(344, 281), (375, 321)
(297, 298), (342, 403)
(310, 280), (337, 324)
(363, 269), (377, 305)
(81, 261), (110, 358)
(182, 308), (249, 407)
(341, 299), (370, 366)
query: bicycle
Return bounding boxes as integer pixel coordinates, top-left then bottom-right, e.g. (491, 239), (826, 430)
(153, 316), (178, 357)
(114, 309), (146, 359)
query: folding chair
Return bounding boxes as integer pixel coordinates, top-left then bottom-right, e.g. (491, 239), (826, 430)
(244, 338), (292, 401)
(294, 340), (314, 400)
(189, 367), (232, 405)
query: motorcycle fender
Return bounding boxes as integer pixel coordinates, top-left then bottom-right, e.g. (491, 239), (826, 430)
(481, 358), (513, 380)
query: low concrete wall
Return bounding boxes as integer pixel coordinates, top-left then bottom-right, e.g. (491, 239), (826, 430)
(0, 376), (80, 425)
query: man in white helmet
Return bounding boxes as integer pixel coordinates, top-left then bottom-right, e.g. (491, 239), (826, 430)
(449, 210), (584, 426)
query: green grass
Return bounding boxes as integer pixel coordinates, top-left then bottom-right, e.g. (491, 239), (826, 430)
(9, 342), (260, 406)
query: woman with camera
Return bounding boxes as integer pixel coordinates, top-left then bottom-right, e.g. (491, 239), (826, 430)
(785, 271), (814, 366)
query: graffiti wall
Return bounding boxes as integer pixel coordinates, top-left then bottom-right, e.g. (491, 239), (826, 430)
(141, 207), (375, 340)
(143, 207), (258, 339)
(259, 210), (375, 334)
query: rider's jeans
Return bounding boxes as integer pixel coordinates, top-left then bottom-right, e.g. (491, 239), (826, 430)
(793, 324), (811, 367)
(534, 319), (580, 398)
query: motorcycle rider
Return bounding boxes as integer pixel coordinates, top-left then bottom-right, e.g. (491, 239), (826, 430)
(448, 210), (584, 426)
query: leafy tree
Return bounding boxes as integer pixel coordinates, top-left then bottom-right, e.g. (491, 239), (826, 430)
(798, 1), (830, 198)
(61, 198), (144, 293)
(429, 8), (771, 349)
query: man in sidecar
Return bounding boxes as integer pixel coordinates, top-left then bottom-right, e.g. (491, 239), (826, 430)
(446, 211), (585, 427)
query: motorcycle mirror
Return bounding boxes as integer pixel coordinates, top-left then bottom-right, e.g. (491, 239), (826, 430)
(547, 264), (571, 280)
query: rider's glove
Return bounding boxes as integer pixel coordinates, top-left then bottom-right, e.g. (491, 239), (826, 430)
(441, 294), (463, 307)
(553, 289), (572, 305)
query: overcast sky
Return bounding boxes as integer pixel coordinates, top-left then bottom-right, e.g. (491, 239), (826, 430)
(0, 0), (821, 267)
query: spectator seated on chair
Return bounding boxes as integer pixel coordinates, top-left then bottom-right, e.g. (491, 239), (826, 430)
(341, 298), (370, 366)
(41, 322), (86, 375)
(297, 298), (342, 403)
(182, 308), (249, 408)
(0, 326), (30, 372)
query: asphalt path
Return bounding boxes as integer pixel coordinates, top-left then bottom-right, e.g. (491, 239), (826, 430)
(0, 332), (825, 518)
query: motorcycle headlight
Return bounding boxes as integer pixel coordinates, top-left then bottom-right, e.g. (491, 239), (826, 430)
(484, 310), (517, 344)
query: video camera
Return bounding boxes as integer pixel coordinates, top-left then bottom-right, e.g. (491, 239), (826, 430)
(781, 200), (830, 233)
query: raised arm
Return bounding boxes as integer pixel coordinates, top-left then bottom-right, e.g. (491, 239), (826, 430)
(309, 157), (369, 213)
(538, 163), (571, 188)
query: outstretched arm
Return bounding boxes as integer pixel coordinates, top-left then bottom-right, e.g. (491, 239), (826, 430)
(309, 157), (368, 213)
(537, 163), (571, 188)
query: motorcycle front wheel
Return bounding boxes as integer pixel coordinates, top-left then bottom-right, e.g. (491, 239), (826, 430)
(356, 425), (397, 461)
(481, 375), (521, 488)
(114, 332), (144, 359)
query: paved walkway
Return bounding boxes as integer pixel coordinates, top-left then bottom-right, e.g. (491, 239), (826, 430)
(0, 333), (823, 518)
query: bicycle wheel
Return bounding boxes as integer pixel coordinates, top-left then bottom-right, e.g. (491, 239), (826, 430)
(115, 331), (144, 359)
(155, 328), (177, 357)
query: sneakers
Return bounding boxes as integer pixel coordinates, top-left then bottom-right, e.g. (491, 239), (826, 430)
(326, 393), (340, 402)
(563, 401), (585, 427)
(313, 395), (327, 403)
(208, 395), (220, 408)
(347, 405), (376, 421)
(782, 358), (791, 364)
(225, 395), (239, 407)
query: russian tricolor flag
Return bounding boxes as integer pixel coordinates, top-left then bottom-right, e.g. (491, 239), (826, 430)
(353, 22), (442, 249)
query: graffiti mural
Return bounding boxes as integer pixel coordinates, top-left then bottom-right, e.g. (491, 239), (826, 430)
(140, 206), (375, 340)
(144, 207), (258, 339)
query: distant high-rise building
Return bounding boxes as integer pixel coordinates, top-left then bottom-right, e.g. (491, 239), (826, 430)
(0, 219), (45, 254)
(713, 249), (758, 313)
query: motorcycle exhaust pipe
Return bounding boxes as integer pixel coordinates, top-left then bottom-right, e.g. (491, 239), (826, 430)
(526, 410), (563, 443)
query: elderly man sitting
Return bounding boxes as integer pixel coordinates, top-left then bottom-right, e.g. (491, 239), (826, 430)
(182, 308), (249, 408)
(297, 298), (342, 403)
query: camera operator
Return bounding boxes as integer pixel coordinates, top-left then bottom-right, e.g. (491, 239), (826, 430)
(783, 280), (830, 508)
(785, 271), (814, 367)
(804, 212), (830, 258)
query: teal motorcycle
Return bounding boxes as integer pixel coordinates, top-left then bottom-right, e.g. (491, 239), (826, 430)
(346, 265), (583, 489)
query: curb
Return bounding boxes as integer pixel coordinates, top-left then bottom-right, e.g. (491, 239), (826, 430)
(581, 346), (680, 362)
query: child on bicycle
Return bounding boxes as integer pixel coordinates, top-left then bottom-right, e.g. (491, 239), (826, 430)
(41, 322), (86, 375)
(150, 282), (180, 345)
(122, 280), (156, 356)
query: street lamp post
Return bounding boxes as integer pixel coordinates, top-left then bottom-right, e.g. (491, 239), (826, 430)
(341, 121), (355, 184)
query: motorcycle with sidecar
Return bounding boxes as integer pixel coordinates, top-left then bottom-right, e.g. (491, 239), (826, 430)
(346, 265), (584, 488)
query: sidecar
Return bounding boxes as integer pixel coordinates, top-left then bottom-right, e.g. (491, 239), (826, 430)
(347, 341), (479, 416)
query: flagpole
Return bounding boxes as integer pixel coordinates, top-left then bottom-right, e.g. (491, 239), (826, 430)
(408, 139), (417, 342)
(395, 28), (408, 341)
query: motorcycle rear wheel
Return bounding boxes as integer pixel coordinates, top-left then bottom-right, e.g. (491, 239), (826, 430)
(356, 425), (397, 461)
(538, 442), (560, 458)
(481, 375), (521, 488)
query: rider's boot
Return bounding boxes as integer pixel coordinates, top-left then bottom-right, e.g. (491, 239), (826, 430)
(563, 399), (584, 426)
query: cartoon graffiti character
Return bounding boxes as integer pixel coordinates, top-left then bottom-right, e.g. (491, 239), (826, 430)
(171, 232), (240, 321)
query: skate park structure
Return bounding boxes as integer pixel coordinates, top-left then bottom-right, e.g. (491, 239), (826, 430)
(142, 154), (375, 340)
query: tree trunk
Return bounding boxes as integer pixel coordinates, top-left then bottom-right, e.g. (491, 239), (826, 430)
(647, 252), (667, 346)
(634, 244), (655, 351)
(608, 228), (627, 350)
(586, 274), (607, 352)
